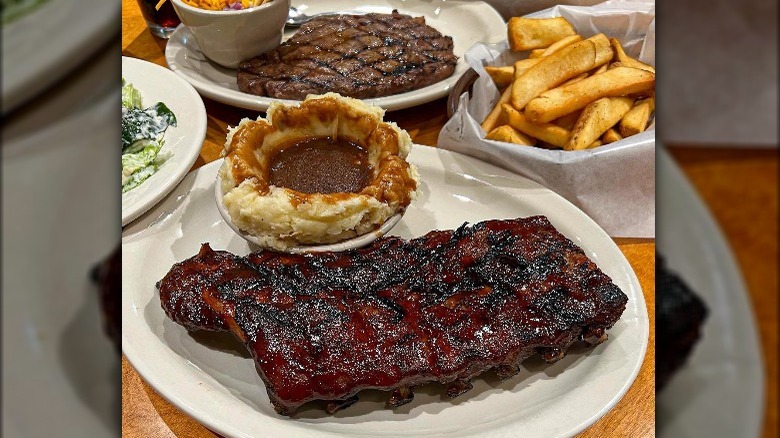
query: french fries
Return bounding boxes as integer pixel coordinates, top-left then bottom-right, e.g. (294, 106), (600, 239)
(610, 38), (655, 73)
(508, 17), (576, 51)
(479, 16), (655, 151)
(567, 97), (634, 150)
(484, 66), (514, 89)
(503, 104), (570, 148)
(525, 66), (655, 123)
(481, 86), (513, 133)
(485, 125), (536, 146)
(601, 128), (623, 144)
(552, 110), (582, 130)
(514, 58), (540, 77)
(511, 34), (612, 110)
(540, 34), (584, 57)
(619, 96), (655, 137)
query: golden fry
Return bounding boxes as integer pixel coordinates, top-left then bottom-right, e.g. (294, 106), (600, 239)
(514, 58), (540, 78)
(619, 96), (655, 137)
(567, 97), (634, 150)
(588, 139), (603, 149)
(552, 110), (583, 130)
(511, 34), (612, 111)
(508, 17), (576, 51)
(560, 72), (588, 87)
(481, 86), (513, 133)
(593, 63), (617, 75)
(601, 128), (623, 144)
(503, 104), (571, 148)
(529, 49), (546, 58)
(540, 34), (584, 57)
(485, 125), (537, 146)
(484, 66), (514, 88)
(525, 66), (655, 123)
(610, 38), (655, 73)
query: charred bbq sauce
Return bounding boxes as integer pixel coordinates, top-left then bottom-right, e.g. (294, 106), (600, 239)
(269, 137), (373, 194)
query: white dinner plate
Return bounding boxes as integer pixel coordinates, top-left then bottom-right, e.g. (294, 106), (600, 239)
(122, 56), (207, 226)
(656, 148), (764, 437)
(2, 94), (119, 438)
(122, 146), (648, 438)
(164, 0), (506, 112)
(1, 0), (119, 113)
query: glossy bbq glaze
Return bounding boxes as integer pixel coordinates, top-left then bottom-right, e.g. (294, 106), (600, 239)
(269, 137), (373, 194)
(158, 216), (628, 415)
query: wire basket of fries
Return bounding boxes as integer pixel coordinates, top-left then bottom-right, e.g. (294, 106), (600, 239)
(439, 1), (655, 237)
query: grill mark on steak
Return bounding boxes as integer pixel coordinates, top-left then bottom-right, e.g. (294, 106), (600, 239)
(237, 11), (458, 100)
(158, 217), (628, 415)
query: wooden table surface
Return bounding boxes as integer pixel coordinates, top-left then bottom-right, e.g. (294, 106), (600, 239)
(121, 1), (775, 437)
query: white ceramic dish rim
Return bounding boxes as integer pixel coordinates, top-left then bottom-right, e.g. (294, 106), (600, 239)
(656, 148), (765, 437)
(121, 56), (208, 226)
(164, 0), (507, 111)
(214, 177), (406, 253)
(122, 147), (649, 438)
(172, 0), (278, 15)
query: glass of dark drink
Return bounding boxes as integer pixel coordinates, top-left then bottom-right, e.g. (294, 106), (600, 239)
(136, 0), (181, 39)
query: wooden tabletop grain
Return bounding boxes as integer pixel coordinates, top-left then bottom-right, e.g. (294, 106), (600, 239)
(121, 1), (775, 436)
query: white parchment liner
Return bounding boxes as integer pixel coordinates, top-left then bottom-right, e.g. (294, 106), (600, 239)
(439, 1), (655, 237)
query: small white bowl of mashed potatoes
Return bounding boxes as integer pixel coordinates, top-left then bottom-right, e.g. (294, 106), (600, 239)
(215, 93), (419, 252)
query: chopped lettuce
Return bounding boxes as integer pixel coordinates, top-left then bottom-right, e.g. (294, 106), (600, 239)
(121, 78), (176, 193)
(122, 141), (171, 193)
(122, 102), (177, 150)
(122, 79), (143, 109)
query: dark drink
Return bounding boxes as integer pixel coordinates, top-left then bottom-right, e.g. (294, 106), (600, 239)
(136, 0), (181, 39)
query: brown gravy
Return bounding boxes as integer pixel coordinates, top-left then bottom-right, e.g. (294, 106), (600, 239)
(269, 137), (373, 194)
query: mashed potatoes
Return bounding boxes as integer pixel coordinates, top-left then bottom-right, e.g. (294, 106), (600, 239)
(218, 93), (419, 250)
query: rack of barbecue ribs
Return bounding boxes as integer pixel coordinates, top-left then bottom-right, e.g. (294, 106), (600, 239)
(158, 216), (628, 415)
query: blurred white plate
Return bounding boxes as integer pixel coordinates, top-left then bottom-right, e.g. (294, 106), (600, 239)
(2, 94), (119, 437)
(656, 148), (764, 437)
(122, 56), (207, 226)
(165, 0), (506, 111)
(1, 0), (119, 113)
(122, 146), (648, 438)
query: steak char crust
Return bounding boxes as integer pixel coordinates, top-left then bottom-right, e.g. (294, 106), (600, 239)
(158, 217), (628, 415)
(237, 11), (458, 99)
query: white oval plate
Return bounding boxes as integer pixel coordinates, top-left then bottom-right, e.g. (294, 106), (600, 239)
(122, 146), (648, 438)
(1, 0), (118, 113)
(164, 0), (506, 111)
(122, 56), (207, 226)
(2, 94), (118, 438)
(656, 148), (764, 437)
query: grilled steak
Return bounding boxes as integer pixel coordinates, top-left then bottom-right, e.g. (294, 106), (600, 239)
(237, 11), (458, 100)
(158, 217), (628, 415)
(656, 255), (707, 391)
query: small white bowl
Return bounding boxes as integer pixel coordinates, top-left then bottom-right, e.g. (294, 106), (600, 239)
(214, 176), (405, 254)
(171, 0), (290, 69)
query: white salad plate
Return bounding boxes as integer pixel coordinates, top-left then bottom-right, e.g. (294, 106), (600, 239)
(656, 148), (764, 438)
(2, 94), (118, 438)
(165, 0), (506, 112)
(122, 56), (207, 226)
(1, 0), (119, 113)
(122, 146), (649, 438)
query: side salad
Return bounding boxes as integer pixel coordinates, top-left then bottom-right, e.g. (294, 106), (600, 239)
(122, 79), (176, 193)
